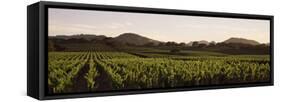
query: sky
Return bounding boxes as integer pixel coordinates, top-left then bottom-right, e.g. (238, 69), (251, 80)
(48, 8), (270, 43)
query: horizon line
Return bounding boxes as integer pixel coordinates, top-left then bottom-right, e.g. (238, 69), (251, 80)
(48, 33), (270, 44)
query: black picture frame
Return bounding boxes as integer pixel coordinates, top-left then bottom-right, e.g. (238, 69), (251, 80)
(27, 1), (274, 100)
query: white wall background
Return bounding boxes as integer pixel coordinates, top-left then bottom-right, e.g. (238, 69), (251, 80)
(0, 0), (279, 101)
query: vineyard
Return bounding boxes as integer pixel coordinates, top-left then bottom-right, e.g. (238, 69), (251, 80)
(48, 51), (270, 94)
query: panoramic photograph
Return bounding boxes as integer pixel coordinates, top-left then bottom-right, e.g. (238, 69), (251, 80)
(48, 8), (270, 94)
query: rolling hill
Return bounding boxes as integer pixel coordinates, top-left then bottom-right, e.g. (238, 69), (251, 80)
(50, 33), (162, 46)
(113, 33), (161, 46)
(223, 37), (260, 45)
(49, 34), (263, 46)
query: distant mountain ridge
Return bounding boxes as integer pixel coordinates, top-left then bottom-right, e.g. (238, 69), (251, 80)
(50, 33), (263, 46)
(50, 33), (162, 46)
(114, 33), (161, 45)
(223, 37), (260, 45)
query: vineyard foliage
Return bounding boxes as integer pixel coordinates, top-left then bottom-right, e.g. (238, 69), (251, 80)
(48, 52), (270, 93)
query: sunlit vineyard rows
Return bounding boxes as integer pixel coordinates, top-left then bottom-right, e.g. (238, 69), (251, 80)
(48, 52), (270, 93)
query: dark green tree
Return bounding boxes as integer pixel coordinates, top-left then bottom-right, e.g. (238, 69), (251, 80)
(48, 40), (56, 51)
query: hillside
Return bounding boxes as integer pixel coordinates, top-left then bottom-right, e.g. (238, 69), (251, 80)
(223, 37), (260, 45)
(113, 33), (161, 46)
(50, 33), (161, 46)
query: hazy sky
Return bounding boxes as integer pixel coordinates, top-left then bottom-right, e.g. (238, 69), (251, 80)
(49, 8), (270, 43)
